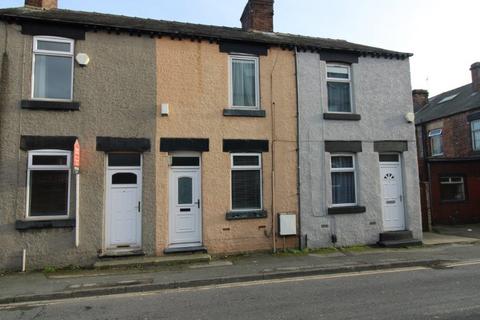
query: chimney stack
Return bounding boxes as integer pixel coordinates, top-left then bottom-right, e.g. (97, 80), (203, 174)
(25, 0), (57, 10)
(471, 62), (480, 92)
(241, 0), (274, 32)
(412, 89), (429, 112)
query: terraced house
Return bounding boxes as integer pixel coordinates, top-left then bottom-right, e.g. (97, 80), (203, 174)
(0, 0), (422, 271)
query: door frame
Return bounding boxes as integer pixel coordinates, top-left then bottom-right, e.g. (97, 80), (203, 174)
(168, 152), (203, 248)
(104, 154), (143, 251)
(379, 153), (406, 232)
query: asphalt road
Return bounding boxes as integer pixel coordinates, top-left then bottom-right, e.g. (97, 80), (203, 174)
(2, 262), (480, 320)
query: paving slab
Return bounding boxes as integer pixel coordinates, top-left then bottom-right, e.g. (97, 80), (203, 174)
(432, 224), (480, 239)
(423, 232), (479, 246)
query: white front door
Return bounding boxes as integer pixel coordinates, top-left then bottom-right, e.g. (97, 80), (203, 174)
(380, 155), (405, 231)
(105, 168), (142, 249)
(169, 167), (202, 247)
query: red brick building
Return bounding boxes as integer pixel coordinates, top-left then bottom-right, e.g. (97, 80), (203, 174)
(415, 63), (480, 229)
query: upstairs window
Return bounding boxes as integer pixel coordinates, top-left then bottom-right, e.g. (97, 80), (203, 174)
(33, 36), (74, 101)
(331, 155), (357, 206)
(440, 176), (465, 201)
(327, 64), (352, 113)
(471, 120), (480, 151)
(229, 55), (259, 109)
(231, 154), (262, 211)
(428, 129), (443, 156)
(27, 150), (71, 219)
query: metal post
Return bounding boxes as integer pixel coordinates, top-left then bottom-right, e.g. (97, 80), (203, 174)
(75, 171), (80, 247)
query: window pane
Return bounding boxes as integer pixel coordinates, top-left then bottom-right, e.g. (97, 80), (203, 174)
(30, 170), (69, 216)
(474, 130), (480, 150)
(472, 120), (480, 131)
(331, 156), (353, 168)
(178, 177), (193, 204)
(472, 121), (480, 150)
(171, 157), (200, 167)
(32, 155), (67, 166)
(332, 172), (355, 204)
(108, 154), (141, 167)
(232, 170), (261, 209)
(440, 181), (465, 201)
(428, 129), (442, 137)
(327, 66), (349, 79)
(327, 82), (351, 112)
(232, 59), (256, 107)
(34, 54), (72, 100)
(112, 173), (137, 184)
(431, 135), (443, 155)
(233, 155), (259, 167)
(379, 154), (399, 162)
(37, 40), (71, 52)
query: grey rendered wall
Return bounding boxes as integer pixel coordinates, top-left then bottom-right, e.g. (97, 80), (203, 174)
(0, 23), (157, 271)
(298, 51), (422, 248)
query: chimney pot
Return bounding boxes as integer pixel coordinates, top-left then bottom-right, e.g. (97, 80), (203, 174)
(471, 62), (480, 92)
(25, 0), (58, 10)
(412, 89), (429, 112)
(241, 0), (274, 32)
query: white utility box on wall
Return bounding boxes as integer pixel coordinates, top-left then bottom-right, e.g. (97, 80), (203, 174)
(278, 213), (297, 236)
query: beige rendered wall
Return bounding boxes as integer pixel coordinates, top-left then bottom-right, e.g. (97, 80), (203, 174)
(155, 39), (298, 254)
(0, 23), (157, 270)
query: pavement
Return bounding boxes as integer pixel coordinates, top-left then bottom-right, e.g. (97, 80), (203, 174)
(2, 232), (480, 306)
(422, 231), (479, 245)
(432, 224), (480, 239)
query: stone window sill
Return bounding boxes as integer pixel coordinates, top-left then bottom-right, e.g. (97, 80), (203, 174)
(327, 206), (366, 215)
(323, 113), (361, 121)
(21, 100), (80, 111)
(226, 210), (267, 220)
(223, 109), (266, 117)
(15, 219), (76, 231)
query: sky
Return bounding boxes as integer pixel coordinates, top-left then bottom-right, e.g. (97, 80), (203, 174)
(1, 0), (479, 96)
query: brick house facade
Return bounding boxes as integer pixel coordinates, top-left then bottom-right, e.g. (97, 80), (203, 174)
(415, 63), (480, 228)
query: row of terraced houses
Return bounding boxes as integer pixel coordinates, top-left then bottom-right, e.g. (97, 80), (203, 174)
(0, 0), (422, 271)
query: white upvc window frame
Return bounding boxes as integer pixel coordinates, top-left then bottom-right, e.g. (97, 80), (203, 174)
(428, 128), (443, 156)
(471, 119), (480, 151)
(330, 153), (357, 207)
(326, 63), (353, 113)
(439, 176), (465, 201)
(26, 150), (72, 220)
(230, 153), (263, 212)
(32, 36), (75, 102)
(228, 55), (260, 110)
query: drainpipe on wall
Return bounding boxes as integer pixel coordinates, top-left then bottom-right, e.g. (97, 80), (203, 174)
(294, 46), (302, 250)
(422, 124), (433, 231)
(270, 52), (280, 253)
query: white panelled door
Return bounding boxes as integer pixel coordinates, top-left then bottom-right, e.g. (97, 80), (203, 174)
(105, 169), (142, 249)
(169, 168), (202, 247)
(380, 157), (406, 231)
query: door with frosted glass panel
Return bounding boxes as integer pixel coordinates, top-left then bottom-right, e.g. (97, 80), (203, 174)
(168, 169), (202, 247)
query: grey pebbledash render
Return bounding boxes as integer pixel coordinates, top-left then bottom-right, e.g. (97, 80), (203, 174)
(297, 51), (423, 248)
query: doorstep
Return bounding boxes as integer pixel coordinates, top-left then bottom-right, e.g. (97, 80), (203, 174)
(99, 249), (145, 258)
(93, 253), (211, 269)
(378, 230), (422, 248)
